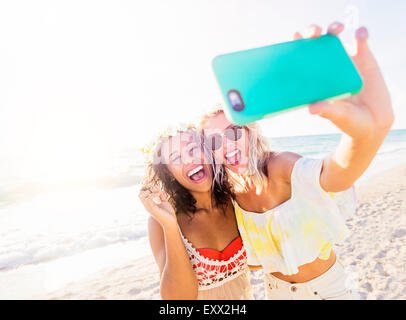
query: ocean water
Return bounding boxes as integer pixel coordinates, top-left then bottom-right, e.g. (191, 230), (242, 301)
(0, 129), (405, 298)
(269, 129), (406, 184)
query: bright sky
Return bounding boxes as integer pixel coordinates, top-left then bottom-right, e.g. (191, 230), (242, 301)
(0, 0), (405, 180)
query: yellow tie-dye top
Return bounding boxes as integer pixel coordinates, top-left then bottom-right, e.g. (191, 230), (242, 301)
(234, 157), (357, 276)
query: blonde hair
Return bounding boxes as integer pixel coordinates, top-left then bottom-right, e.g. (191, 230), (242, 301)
(199, 107), (272, 191)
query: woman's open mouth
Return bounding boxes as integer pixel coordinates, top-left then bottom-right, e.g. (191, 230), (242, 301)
(187, 165), (207, 183)
(225, 149), (241, 166)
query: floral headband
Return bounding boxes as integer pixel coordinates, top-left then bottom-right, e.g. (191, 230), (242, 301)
(140, 122), (196, 164)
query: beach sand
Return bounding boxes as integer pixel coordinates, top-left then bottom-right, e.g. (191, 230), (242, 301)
(33, 163), (406, 300)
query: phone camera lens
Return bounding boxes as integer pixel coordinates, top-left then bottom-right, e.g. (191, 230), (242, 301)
(228, 90), (245, 112)
(233, 103), (243, 111)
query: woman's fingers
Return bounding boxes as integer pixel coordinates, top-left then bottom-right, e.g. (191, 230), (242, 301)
(140, 190), (162, 211)
(308, 100), (374, 138)
(139, 187), (156, 205)
(303, 24), (322, 38)
(159, 191), (168, 202)
(294, 22), (345, 41)
(355, 26), (369, 55)
(141, 189), (159, 200)
(308, 100), (353, 132)
(146, 192), (162, 204)
(140, 181), (152, 192)
(327, 21), (344, 36)
(293, 25), (320, 41)
(139, 189), (150, 199)
(140, 185), (167, 205)
(293, 32), (303, 40)
(350, 26), (377, 76)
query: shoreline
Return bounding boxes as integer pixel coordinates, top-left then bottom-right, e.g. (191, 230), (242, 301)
(29, 162), (406, 300)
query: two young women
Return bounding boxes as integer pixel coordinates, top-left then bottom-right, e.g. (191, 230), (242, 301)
(139, 22), (394, 300)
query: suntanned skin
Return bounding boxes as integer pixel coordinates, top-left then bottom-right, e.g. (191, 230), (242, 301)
(232, 151), (337, 283)
(203, 21), (394, 283)
(140, 132), (255, 299)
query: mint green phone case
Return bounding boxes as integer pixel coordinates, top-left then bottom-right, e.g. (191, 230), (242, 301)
(212, 34), (363, 125)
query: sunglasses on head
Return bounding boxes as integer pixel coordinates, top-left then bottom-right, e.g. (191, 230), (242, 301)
(204, 125), (244, 151)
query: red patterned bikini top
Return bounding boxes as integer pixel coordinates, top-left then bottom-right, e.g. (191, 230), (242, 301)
(179, 231), (249, 291)
(196, 237), (243, 261)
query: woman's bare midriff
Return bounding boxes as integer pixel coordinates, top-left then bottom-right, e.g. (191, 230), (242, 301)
(270, 250), (337, 283)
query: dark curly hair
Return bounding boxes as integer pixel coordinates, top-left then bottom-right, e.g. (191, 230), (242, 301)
(146, 130), (234, 218)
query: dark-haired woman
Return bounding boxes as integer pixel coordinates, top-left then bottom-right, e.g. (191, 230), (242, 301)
(138, 127), (254, 300)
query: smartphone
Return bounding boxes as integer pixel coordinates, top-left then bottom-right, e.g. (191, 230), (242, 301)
(212, 34), (363, 125)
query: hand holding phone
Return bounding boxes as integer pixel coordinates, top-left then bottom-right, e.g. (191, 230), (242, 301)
(294, 22), (393, 139)
(212, 27), (363, 126)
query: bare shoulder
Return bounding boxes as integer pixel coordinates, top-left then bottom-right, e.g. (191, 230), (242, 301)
(267, 151), (302, 183)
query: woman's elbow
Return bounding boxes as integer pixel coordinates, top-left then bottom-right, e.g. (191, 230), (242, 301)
(374, 111), (395, 134)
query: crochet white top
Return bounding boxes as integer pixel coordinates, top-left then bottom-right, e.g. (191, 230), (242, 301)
(234, 157), (357, 276)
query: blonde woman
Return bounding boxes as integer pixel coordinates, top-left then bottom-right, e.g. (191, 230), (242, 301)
(200, 22), (394, 299)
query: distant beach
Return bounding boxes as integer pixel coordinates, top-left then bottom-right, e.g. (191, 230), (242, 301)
(29, 162), (406, 300)
(0, 129), (405, 299)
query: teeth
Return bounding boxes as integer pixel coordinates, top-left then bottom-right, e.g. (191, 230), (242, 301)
(226, 149), (239, 158)
(187, 165), (203, 177)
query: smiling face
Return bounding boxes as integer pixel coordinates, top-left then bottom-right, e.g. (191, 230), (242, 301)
(159, 131), (213, 193)
(202, 112), (250, 175)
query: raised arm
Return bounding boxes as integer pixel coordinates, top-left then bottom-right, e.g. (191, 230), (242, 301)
(294, 22), (394, 192)
(139, 183), (198, 299)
